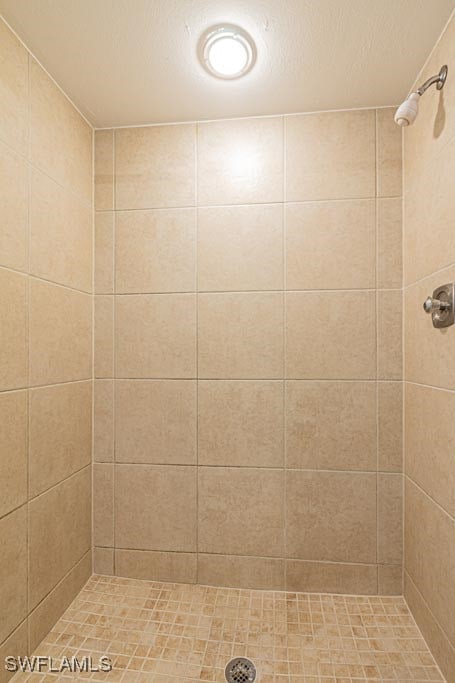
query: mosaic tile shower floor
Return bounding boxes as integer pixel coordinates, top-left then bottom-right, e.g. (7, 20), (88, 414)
(13, 574), (444, 682)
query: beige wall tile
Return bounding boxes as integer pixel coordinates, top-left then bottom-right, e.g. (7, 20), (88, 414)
(198, 380), (283, 468)
(115, 208), (196, 293)
(28, 467), (91, 610)
(95, 295), (114, 378)
(93, 464), (114, 547)
(286, 560), (377, 595)
(115, 550), (196, 584)
(405, 478), (455, 645)
(378, 381), (403, 472)
(95, 129), (114, 211)
(404, 571), (455, 683)
(115, 380), (197, 465)
(377, 290), (402, 380)
(198, 117), (283, 206)
(0, 19), (28, 155)
(115, 124), (196, 210)
(29, 381), (92, 498)
(378, 473), (403, 565)
(0, 506), (27, 644)
(378, 565), (403, 595)
(29, 279), (91, 386)
(93, 547), (114, 575)
(405, 383), (454, 516)
(286, 291), (376, 379)
(30, 169), (92, 292)
(0, 268), (27, 391)
(286, 381), (376, 471)
(376, 108), (402, 198)
(116, 294), (196, 378)
(28, 551), (91, 652)
(286, 200), (375, 290)
(198, 204), (283, 291)
(198, 554), (285, 591)
(0, 391), (27, 519)
(404, 138), (455, 285)
(286, 110), (375, 201)
(198, 467), (284, 557)
(377, 198), (402, 289)
(0, 141), (28, 272)
(286, 470), (377, 563)
(94, 380), (114, 463)
(404, 266), (455, 390)
(0, 621), (28, 683)
(95, 212), (114, 294)
(30, 60), (92, 202)
(198, 293), (283, 379)
(115, 465), (197, 551)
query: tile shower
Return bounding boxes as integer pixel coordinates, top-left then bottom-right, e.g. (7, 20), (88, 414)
(0, 9), (453, 683)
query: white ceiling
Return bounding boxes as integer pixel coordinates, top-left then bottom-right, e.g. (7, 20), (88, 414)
(0, 0), (454, 128)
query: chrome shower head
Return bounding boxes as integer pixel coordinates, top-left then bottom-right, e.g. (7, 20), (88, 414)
(395, 64), (448, 127)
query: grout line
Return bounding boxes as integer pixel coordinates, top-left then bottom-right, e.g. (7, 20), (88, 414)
(282, 115), (287, 590)
(405, 475), (454, 522)
(195, 120), (199, 584)
(95, 286), (402, 295)
(112, 128), (117, 577)
(0, 264), (93, 296)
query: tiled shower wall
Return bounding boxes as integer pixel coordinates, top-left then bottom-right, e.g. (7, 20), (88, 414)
(0, 18), (92, 678)
(403, 12), (455, 683)
(93, 107), (403, 595)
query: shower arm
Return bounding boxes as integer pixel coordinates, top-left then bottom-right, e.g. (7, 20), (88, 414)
(416, 65), (448, 96)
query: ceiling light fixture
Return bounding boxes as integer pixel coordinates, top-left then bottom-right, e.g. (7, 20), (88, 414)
(198, 24), (256, 80)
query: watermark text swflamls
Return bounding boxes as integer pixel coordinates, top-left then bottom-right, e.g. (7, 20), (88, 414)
(5, 655), (112, 674)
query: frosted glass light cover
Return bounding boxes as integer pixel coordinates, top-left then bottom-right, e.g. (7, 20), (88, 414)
(199, 25), (256, 80)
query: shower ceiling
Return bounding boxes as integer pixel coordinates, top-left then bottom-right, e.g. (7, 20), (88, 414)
(0, 0), (453, 127)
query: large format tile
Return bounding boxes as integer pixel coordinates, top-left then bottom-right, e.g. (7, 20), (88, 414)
(0, 620), (28, 683)
(0, 506), (27, 644)
(197, 116), (283, 205)
(198, 204), (283, 292)
(377, 198), (402, 289)
(93, 464), (114, 547)
(0, 141), (28, 272)
(29, 279), (92, 386)
(285, 381), (376, 471)
(93, 547), (114, 575)
(405, 266), (455, 390)
(405, 478), (455, 645)
(286, 291), (376, 379)
(286, 560), (377, 595)
(378, 381), (403, 472)
(28, 467), (91, 610)
(115, 124), (196, 209)
(286, 200), (375, 290)
(198, 293), (283, 379)
(286, 110), (375, 201)
(94, 129), (114, 211)
(30, 169), (92, 292)
(198, 380), (283, 468)
(0, 391), (27, 519)
(376, 108), (402, 198)
(94, 295), (114, 378)
(378, 565), (403, 595)
(94, 212), (114, 294)
(30, 60), (92, 202)
(115, 465), (197, 552)
(0, 268), (27, 391)
(286, 470), (377, 563)
(115, 550), (197, 584)
(29, 381), (92, 497)
(377, 290), (402, 380)
(198, 467), (285, 557)
(115, 380), (197, 465)
(405, 382), (454, 516)
(115, 208), (196, 293)
(0, 18), (28, 155)
(116, 294), (196, 378)
(198, 554), (285, 591)
(94, 380), (114, 462)
(377, 473), (403, 565)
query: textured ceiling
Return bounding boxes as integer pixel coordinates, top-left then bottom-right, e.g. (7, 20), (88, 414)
(0, 0), (454, 127)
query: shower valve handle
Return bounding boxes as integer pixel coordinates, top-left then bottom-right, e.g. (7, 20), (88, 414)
(423, 296), (450, 313)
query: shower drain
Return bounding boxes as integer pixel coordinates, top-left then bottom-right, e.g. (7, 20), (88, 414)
(225, 657), (256, 683)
